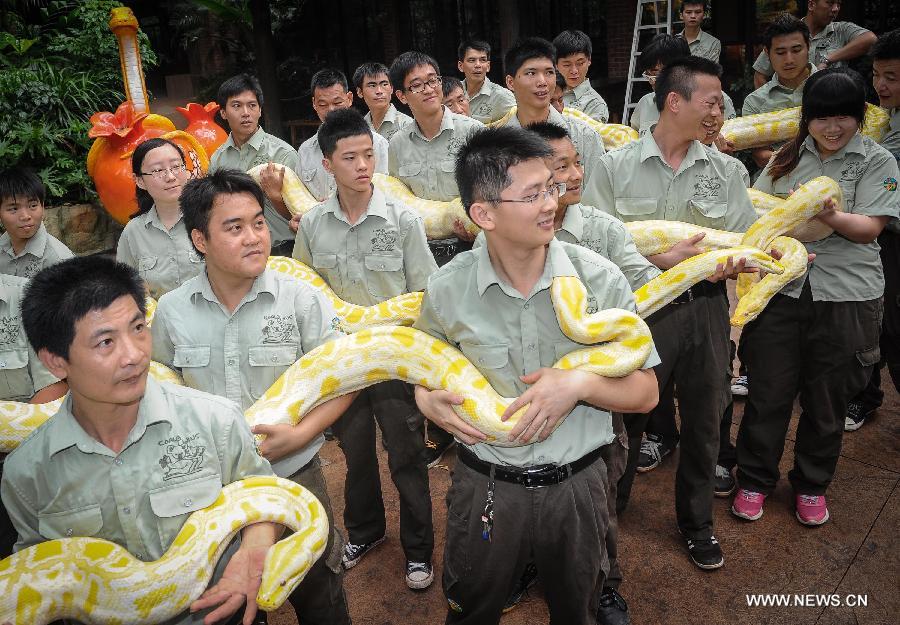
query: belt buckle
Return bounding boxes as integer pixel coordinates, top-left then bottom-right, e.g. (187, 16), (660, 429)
(521, 465), (550, 489)
(686, 287), (694, 302)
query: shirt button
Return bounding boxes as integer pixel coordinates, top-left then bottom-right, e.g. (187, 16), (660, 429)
(65, 528), (73, 537)
(478, 358), (485, 364)
(114, 458), (123, 466)
(228, 359), (235, 366)
(183, 498), (193, 507)
(538, 455), (545, 462)
(528, 344), (535, 351)
(271, 355), (278, 362)
(0, 361), (6, 368)
(523, 303), (529, 310)
(123, 507), (131, 514)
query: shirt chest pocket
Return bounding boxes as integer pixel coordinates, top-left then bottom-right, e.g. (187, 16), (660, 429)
(459, 342), (513, 392)
(149, 473), (222, 549)
(838, 183), (857, 213)
(614, 197), (658, 221)
(688, 199), (728, 229)
(437, 159), (459, 197)
(248, 343), (299, 398)
(364, 254), (405, 300)
(38, 503), (103, 540)
(173, 345), (210, 389)
(0, 347), (33, 400)
(311, 253), (342, 292)
(137, 256), (159, 274)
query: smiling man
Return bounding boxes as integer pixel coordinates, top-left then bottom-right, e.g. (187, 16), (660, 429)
(1, 255), (278, 625)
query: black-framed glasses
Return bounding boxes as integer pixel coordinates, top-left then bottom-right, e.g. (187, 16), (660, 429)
(406, 76), (442, 94)
(491, 182), (566, 205)
(140, 164), (187, 180)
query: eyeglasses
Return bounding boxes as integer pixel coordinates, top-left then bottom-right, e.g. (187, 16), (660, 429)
(642, 70), (659, 84)
(491, 182), (566, 205)
(140, 164), (187, 180)
(406, 76), (442, 94)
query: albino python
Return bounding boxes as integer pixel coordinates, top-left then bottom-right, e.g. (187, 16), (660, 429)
(0, 476), (328, 624)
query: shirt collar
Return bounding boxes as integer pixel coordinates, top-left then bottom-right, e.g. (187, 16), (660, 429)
(572, 79), (593, 98)
(769, 63), (817, 91)
(639, 131), (709, 170)
(224, 126), (266, 152)
(192, 268), (275, 309)
(558, 203), (584, 241)
(509, 106), (563, 127)
(475, 238), (576, 298)
(810, 20), (836, 41)
(466, 77), (494, 99)
(321, 186), (390, 224)
(802, 132), (867, 161)
(144, 205), (183, 231)
(678, 28), (705, 44)
(47, 377), (173, 457)
(11, 222), (50, 259)
(411, 106), (456, 141)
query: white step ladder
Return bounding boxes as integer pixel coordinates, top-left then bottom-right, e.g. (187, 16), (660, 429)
(622, 0), (678, 126)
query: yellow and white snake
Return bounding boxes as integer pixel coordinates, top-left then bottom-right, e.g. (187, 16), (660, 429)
(0, 476), (328, 624)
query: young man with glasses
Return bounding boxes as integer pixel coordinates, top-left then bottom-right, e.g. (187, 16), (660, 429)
(583, 56), (757, 571)
(353, 62), (413, 141)
(413, 125), (660, 624)
(457, 40), (516, 124)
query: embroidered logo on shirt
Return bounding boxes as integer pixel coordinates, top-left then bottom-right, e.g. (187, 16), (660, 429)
(262, 314), (295, 344)
(839, 161), (865, 184)
(0, 316), (19, 345)
(884, 177), (898, 192)
(371, 228), (398, 252)
(158, 433), (206, 480)
(475, 102), (492, 116)
(692, 174), (722, 199)
(331, 316), (346, 335)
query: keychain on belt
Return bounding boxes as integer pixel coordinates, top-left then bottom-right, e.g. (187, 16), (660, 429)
(481, 466), (495, 542)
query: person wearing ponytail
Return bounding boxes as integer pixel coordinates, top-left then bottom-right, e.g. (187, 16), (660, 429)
(733, 68), (900, 527)
(117, 138), (204, 299)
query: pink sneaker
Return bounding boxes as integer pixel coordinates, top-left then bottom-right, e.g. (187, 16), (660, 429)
(731, 488), (766, 521)
(795, 494), (830, 526)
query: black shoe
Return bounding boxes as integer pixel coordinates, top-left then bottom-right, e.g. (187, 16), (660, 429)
(714, 464), (736, 498)
(684, 534), (724, 570)
(597, 587), (630, 625)
(636, 433), (677, 473)
(844, 400), (875, 432)
(424, 437), (456, 468)
(341, 536), (385, 569)
(502, 562), (538, 613)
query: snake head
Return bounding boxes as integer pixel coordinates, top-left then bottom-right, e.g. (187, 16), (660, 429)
(255, 527), (321, 611)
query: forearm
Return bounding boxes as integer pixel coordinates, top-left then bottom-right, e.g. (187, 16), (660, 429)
(578, 368), (659, 414)
(240, 521), (281, 547)
(828, 33), (877, 63)
(266, 193), (292, 220)
(647, 250), (682, 270)
(289, 391), (358, 449)
(824, 213), (888, 243)
(752, 147), (774, 169)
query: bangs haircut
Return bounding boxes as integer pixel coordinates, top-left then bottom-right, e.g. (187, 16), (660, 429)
(871, 28), (900, 61)
(504, 37), (557, 79)
(389, 51), (440, 92)
(654, 55), (722, 112)
(525, 121), (570, 142)
(0, 167), (45, 206)
(640, 33), (690, 72)
(318, 108), (373, 158)
(680, 0), (707, 10)
(552, 30), (592, 59)
(442, 76), (464, 98)
(22, 256), (146, 360)
(764, 13), (810, 50)
(131, 137), (186, 218)
(352, 62), (390, 90)
(217, 73), (263, 109)
(455, 126), (553, 215)
(458, 39), (491, 61)
(179, 169), (265, 257)
(311, 68), (349, 95)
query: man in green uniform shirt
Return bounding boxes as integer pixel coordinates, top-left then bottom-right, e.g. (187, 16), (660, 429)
(457, 40), (516, 124)
(677, 1), (721, 62)
(353, 61), (413, 141)
(553, 30), (610, 122)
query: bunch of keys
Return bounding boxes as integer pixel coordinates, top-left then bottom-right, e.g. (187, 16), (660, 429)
(481, 477), (495, 541)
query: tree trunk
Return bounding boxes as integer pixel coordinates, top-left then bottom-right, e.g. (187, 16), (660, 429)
(249, 0), (284, 138)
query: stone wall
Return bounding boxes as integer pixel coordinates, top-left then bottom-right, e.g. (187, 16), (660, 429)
(43, 203), (122, 256)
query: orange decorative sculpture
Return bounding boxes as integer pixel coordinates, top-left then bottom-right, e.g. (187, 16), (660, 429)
(176, 102), (228, 158)
(88, 7), (214, 224)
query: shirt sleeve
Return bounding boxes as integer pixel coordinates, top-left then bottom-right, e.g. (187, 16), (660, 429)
(495, 88), (517, 120)
(592, 267), (661, 370)
(276, 144), (302, 173)
(574, 124), (607, 190)
(291, 216), (315, 266)
(710, 38), (722, 62)
(401, 215), (439, 292)
(723, 92), (736, 120)
(723, 164), (758, 233)
(28, 345), (60, 394)
(150, 302), (178, 373)
(606, 219), (663, 289)
(582, 95), (610, 123)
(753, 50), (773, 76)
(388, 136), (401, 177)
(741, 92), (762, 117)
(582, 154), (617, 216)
(835, 21), (871, 45)
(851, 150), (900, 218)
(217, 404), (275, 484)
(411, 282), (450, 343)
(375, 134), (390, 175)
(116, 228), (136, 268)
(296, 285), (343, 353)
(752, 165), (776, 194)
(1, 463), (42, 552)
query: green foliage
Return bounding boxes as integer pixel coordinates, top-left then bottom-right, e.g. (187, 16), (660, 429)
(0, 0), (157, 203)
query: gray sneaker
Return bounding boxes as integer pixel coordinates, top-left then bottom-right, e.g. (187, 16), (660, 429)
(714, 464), (736, 498)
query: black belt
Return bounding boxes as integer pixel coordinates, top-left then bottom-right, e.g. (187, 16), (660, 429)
(457, 444), (603, 488)
(670, 280), (726, 305)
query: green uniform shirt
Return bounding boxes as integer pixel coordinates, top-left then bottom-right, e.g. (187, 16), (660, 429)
(583, 131), (757, 233)
(388, 107), (485, 201)
(562, 80), (610, 123)
(116, 206), (204, 299)
(413, 238), (660, 468)
(151, 268), (343, 477)
(365, 104), (413, 142)
(753, 20), (871, 76)
(630, 91), (736, 133)
(0, 274), (59, 401)
(753, 134), (900, 301)
(464, 77), (517, 124)
(882, 108), (900, 162)
(742, 65), (817, 117)
(0, 223), (73, 279)
(208, 126), (300, 247)
(499, 105), (606, 190)
(0, 377), (272, 624)
(292, 186), (438, 306)
(678, 29), (722, 62)
(298, 130), (390, 202)
(473, 203), (662, 291)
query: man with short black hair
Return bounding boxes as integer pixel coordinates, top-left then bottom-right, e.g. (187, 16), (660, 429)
(678, 1), (721, 62)
(553, 29), (610, 122)
(752, 0), (876, 88)
(2, 255), (277, 625)
(299, 69), (389, 203)
(442, 76), (471, 117)
(353, 61), (413, 141)
(457, 40), (516, 123)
